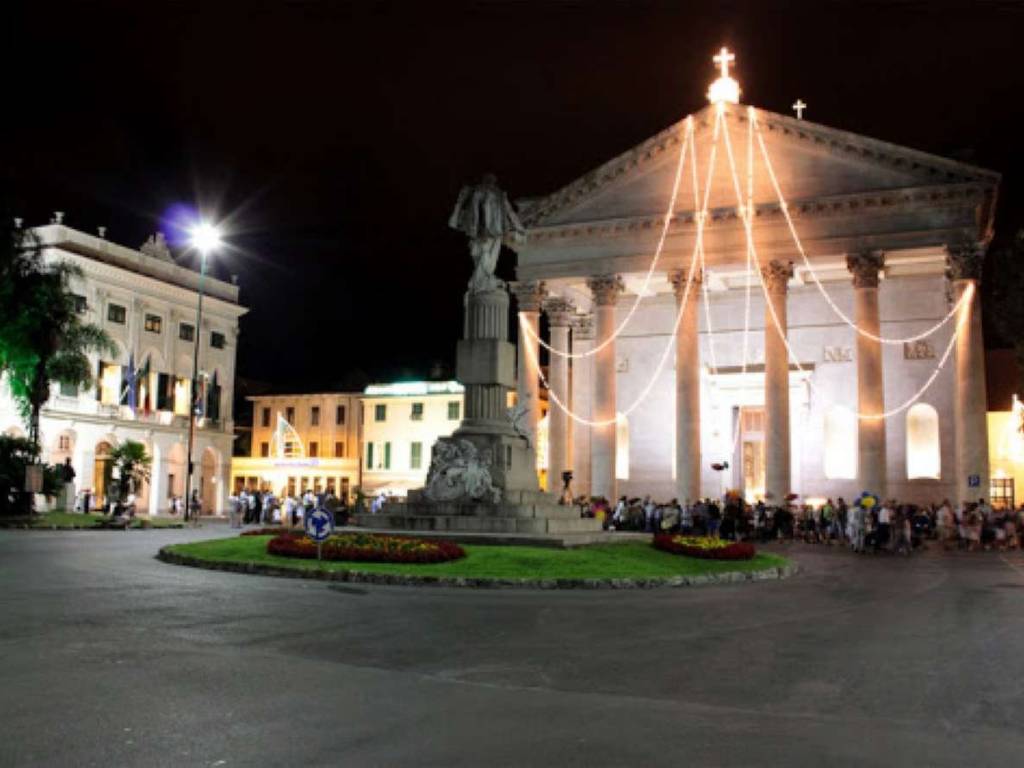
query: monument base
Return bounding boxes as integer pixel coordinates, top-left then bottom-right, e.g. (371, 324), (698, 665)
(366, 493), (603, 538)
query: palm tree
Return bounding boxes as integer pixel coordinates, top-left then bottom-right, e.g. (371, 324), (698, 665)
(0, 223), (115, 448)
(109, 440), (151, 504)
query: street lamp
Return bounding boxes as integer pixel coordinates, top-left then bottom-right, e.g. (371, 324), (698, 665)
(184, 221), (222, 524)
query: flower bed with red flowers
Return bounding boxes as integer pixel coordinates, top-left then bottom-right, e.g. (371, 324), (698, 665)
(652, 533), (756, 561)
(266, 531), (465, 564)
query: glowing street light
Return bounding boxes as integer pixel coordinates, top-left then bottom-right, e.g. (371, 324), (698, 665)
(183, 219), (222, 524)
(190, 221), (222, 255)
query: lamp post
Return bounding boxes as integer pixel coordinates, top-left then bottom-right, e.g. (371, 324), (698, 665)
(184, 222), (221, 524)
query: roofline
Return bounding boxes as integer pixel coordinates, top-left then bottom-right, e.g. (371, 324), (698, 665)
(520, 102), (1001, 228)
(30, 224), (243, 305)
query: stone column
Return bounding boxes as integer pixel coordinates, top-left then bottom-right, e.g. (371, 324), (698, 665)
(762, 260), (794, 504)
(510, 281), (546, 453)
(570, 313), (595, 497)
(670, 266), (702, 504)
(947, 242), (990, 506)
(543, 297), (574, 493)
(847, 250), (887, 497)
(148, 445), (164, 516)
(587, 275), (624, 501)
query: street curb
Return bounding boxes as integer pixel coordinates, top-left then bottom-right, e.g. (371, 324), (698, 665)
(0, 524), (186, 531)
(156, 546), (799, 590)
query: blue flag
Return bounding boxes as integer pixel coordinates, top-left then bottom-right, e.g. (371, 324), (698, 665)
(125, 353), (136, 414)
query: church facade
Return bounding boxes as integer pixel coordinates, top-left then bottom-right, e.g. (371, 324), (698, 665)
(511, 100), (999, 508)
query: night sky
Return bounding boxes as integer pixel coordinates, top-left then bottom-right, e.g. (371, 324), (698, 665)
(9, 0), (1024, 392)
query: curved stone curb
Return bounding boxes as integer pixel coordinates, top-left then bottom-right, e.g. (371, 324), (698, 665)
(157, 546), (799, 590)
(0, 524), (185, 531)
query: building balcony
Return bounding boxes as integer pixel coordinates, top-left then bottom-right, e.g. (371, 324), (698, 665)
(44, 396), (229, 433)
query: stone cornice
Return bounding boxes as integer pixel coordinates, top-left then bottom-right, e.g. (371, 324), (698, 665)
(846, 250), (885, 288)
(519, 105), (999, 228)
(53, 250), (247, 322)
(519, 181), (993, 246)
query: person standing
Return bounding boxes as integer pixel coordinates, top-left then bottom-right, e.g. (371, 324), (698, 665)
(60, 458), (77, 513)
(876, 501), (892, 552)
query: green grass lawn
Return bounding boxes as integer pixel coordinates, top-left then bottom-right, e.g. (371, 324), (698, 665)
(166, 535), (789, 580)
(1, 511), (184, 529)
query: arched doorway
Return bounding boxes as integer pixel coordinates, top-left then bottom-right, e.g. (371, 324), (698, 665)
(201, 447), (219, 515)
(93, 440), (115, 509)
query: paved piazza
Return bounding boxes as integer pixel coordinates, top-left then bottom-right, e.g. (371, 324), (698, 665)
(2, 528), (1023, 767)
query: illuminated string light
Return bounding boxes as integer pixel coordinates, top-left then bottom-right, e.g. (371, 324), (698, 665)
(719, 109), (972, 422)
(750, 111), (969, 345)
(523, 116), (696, 359)
(523, 113), (724, 427)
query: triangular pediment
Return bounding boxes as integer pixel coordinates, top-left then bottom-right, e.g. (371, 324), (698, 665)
(520, 104), (999, 229)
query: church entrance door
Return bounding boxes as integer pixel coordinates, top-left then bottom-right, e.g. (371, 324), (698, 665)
(740, 408), (766, 502)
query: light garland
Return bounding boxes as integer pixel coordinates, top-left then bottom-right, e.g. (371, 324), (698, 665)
(750, 110), (970, 345)
(521, 114), (724, 427)
(522, 116), (697, 360)
(525, 96), (972, 433)
(719, 110), (972, 422)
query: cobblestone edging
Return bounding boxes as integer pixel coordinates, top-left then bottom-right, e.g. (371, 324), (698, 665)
(157, 547), (798, 589)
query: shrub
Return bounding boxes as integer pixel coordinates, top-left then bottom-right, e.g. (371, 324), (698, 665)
(652, 533), (756, 561)
(267, 532), (465, 564)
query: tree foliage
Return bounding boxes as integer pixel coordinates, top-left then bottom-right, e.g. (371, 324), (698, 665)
(0, 222), (115, 446)
(0, 434), (61, 516)
(109, 440), (151, 503)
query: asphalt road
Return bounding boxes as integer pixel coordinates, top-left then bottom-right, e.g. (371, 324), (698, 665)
(2, 527), (1023, 767)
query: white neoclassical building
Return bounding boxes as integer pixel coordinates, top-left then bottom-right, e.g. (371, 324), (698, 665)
(511, 87), (999, 508)
(0, 221), (247, 515)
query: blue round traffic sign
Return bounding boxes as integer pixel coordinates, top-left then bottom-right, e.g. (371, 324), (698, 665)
(304, 507), (334, 542)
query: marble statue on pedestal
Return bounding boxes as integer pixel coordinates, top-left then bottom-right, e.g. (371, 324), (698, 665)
(448, 174), (524, 294)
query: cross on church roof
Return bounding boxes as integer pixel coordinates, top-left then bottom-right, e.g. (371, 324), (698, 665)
(713, 47), (735, 78)
(792, 99), (807, 119)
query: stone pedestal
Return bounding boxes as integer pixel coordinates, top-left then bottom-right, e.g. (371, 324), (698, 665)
(372, 286), (602, 540)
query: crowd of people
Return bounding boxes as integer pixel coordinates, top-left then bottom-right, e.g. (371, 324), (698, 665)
(228, 487), (350, 529)
(582, 493), (1024, 554)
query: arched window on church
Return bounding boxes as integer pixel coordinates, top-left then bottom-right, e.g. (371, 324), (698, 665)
(616, 413), (629, 480)
(906, 403), (940, 479)
(823, 405), (857, 480)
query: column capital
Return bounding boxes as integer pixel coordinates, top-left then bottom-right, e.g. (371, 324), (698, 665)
(586, 274), (624, 306)
(945, 240), (986, 282)
(570, 312), (595, 340)
(542, 296), (576, 327)
(846, 249), (885, 289)
(668, 266), (703, 297)
(761, 260), (794, 294)
(509, 280), (547, 312)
